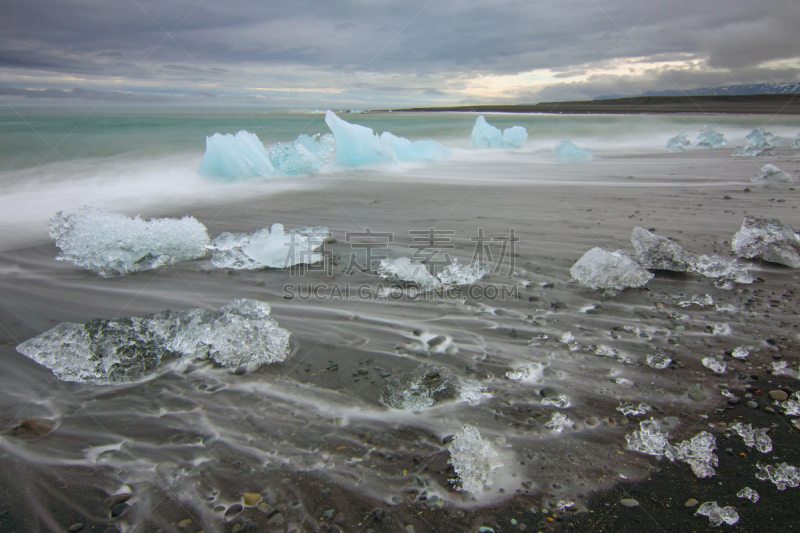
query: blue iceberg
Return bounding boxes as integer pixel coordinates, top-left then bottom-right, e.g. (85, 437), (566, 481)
(379, 132), (452, 162)
(555, 140), (593, 163)
(198, 130), (274, 180)
(732, 127), (780, 157)
(470, 115), (528, 149)
(269, 133), (335, 175)
(694, 126), (726, 149)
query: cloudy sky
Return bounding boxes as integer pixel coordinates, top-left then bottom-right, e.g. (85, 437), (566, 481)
(1, 0), (799, 109)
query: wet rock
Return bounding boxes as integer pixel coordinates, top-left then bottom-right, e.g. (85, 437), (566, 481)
(585, 417), (599, 427)
(539, 387), (559, 398)
(427, 335), (446, 347)
(747, 401), (759, 409)
(9, 418), (56, 438)
(68, 523), (84, 532)
(225, 504), (243, 518)
(243, 492), (261, 506)
(620, 498), (639, 507)
(110, 503), (128, 518)
(769, 390), (789, 401)
(685, 498), (699, 507)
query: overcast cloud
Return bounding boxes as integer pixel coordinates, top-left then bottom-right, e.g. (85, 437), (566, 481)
(0, 0), (798, 108)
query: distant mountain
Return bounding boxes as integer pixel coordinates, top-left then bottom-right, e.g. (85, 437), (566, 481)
(595, 83), (800, 100)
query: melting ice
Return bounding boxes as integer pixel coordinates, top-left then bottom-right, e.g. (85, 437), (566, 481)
(570, 247), (653, 290)
(732, 127), (780, 157)
(210, 223), (328, 269)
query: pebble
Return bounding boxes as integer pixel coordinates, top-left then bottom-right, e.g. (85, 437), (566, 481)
(688, 384), (707, 401)
(224, 504), (243, 518)
(685, 498), (699, 507)
(427, 336), (446, 347)
(110, 503), (128, 518)
(539, 387), (558, 398)
(620, 498), (639, 507)
(585, 418), (599, 427)
(178, 519), (192, 528)
(104, 494), (132, 508)
(232, 525), (243, 533)
(764, 407), (776, 414)
(727, 398), (740, 405)
(268, 513), (285, 525)
(243, 492), (261, 506)
(68, 523), (84, 532)
(769, 390), (789, 401)
(747, 401), (759, 409)
(11, 418), (56, 438)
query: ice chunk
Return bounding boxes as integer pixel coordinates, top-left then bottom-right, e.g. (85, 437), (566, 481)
(674, 294), (714, 308)
(448, 425), (503, 492)
(210, 224), (328, 269)
(377, 257), (442, 290)
(570, 248), (653, 290)
(755, 462), (800, 490)
(646, 351), (672, 369)
(732, 216), (800, 268)
(702, 357), (726, 373)
(560, 332), (575, 344)
(15, 299), (290, 384)
(666, 132), (691, 152)
(542, 395), (572, 409)
(732, 127), (780, 157)
(695, 502), (739, 527)
(792, 134), (800, 149)
(545, 412), (573, 432)
(729, 422), (772, 453)
(750, 163), (798, 183)
(381, 364), (458, 410)
(693, 125), (726, 149)
(380, 131), (453, 161)
(692, 254), (753, 287)
(674, 431), (718, 478)
(268, 133), (334, 175)
(49, 208), (209, 277)
(435, 259), (489, 285)
(617, 401), (651, 416)
(470, 116), (528, 149)
(554, 140), (593, 163)
(631, 227), (695, 271)
(781, 393), (800, 416)
(737, 487), (759, 503)
(198, 130), (274, 180)
(506, 366), (532, 380)
(771, 361), (798, 378)
(626, 419), (674, 459)
(208, 232), (262, 270)
(731, 347), (749, 359)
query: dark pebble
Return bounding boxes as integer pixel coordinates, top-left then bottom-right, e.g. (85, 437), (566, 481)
(110, 503), (129, 518)
(427, 336), (446, 347)
(68, 523), (84, 532)
(722, 195), (732, 200)
(543, 282), (554, 288)
(234, 366), (247, 375)
(442, 435), (455, 444)
(0, 510), (7, 518)
(11, 418), (56, 438)
(539, 387), (558, 398)
(551, 301), (567, 309)
(727, 398), (740, 405)
(747, 401), (759, 409)
(225, 504), (243, 518)
(104, 494), (131, 508)
(371, 509), (386, 521)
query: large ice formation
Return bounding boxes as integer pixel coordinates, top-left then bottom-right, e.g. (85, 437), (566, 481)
(470, 116), (528, 149)
(732, 216), (800, 268)
(695, 502), (739, 527)
(381, 364), (459, 410)
(749, 164), (798, 183)
(755, 462), (800, 490)
(554, 140), (594, 163)
(268, 133), (335, 175)
(198, 130), (275, 180)
(570, 248), (653, 290)
(666, 132), (691, 153)
(377, 257), (487, 289)
(448, 425), (503, 492)
(49, 208), (210, 277)
(210, 224), (328, 269)
(16, 299), (290, 384)
(694, 126), (726, 149)
(325, 110), (452, 166)
(732, 127), (780, 157)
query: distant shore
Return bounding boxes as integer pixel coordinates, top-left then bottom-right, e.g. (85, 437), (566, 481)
(382, 94), (800, 115)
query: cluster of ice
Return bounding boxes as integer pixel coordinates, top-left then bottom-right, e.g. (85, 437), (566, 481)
(325, 111), (451, 166)
(617, 401), (651, 416)
(732, 127), (780, 157)
(702, 357), (727, 373)
(448, 425), (503, 492)
(732, 216), (800, 268)
(695, 502), (739, 527)
(210, 223), (328, 269)
(381, 364), (458, 410)
(470, 116), (528, 149)
(198, 130), (274, 180)
(729, 423), (772, 453)
(736, 487), (759, 503)
(666, 132), (691, 153)
(646, 351), (672, 369)
(570, 248), (653, 290)
(554, 140), (593, 163)
(268, 133), (335, 175)
(755, 462), (800, 490)
(626, 419), (718, 478)
(50, 208), (210, 277)
(16, 299), (290, 384)
(542, 395), (572, 409)
(694, 126), (726, 149)
(377, 257), (487, 289)
(545, 412), (573, 432)
(749, 164), (798, 183)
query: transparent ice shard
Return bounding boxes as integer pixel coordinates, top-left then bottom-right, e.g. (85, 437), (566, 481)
(646, 351), (672, 369)
(729, 422), (772, 453)
(210, 224), (328, 269)
(197, 130), (274, 180)
(542, 395), (572, 409)
(381, 364), (458, 410)
(435, 259), (489, 285)
(695, 502), (739, 527)
(15, 299), (290, 384)
(755, 462), (800, 490)
(674, 431), (718, 478)
(732, 127), (780, 157)
(666, 132), (691, 153)
(554, 140), (593, 163)
(694, 125), (726, 149)
(732, 216), (800, 268)
(448, 425), (503, 492)
(470, 116), (528, 149)
(626, 419), (674, 459)
(750, 163), (798, 183)
(268, 133), (335, 175)
(731, 347), (749, 359)
(570, 248), (653, 290)
(49, 208), (210, 277)
(208, 232), (262, 270)
(377, 257), (442, 290)
(736, 487), (759, 503)
(545, 412), (573, 432)
(617, 401), (651, 416)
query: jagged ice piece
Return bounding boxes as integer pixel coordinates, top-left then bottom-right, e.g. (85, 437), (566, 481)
(570, 247), (653, 290)
(750, 164), (798, 183)
(448, 425), (503, 492)
(198, 130), (274, 180)
(694, 126), (726, 149)
(695, 502), (739, 527)
(732, 216), (800, 268)
(470, 116), (528, 149)
(268, 133), (335, 175)
(666, 132), (691, 153)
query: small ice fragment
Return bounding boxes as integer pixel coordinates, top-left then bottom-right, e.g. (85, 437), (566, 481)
(49, 208), (210, 277)
(675, 294), (714, 308)
(542, 395), (572, 409)
(268, 133), (335, 175)
(559, 332), (575, 344)
(211, 223), (328, 269)
(506, 366), (531, 380)
(702, 357), (726, 373)
(666, 132), (691, 153)
(781, 393), (800, 416)
(755, 462), (800, 490)
(732, 216), (800, 268)
(750, 164), (798, 183)
(617, 401), (651, 416)
(197, 130), (274, 180)
(792, 133), (800, 148)
(556, 500), (574, 512)
(736, 487), (759, 503)
(771, 361), (798, 378)
(731, 347), (749, 359)
(674, 431), (718, 478)
(692, 255), (753, 286)
(554, 140), (593, 163)
(729, 422), (772, 453)
(570, 248), (653, 290)
(694, 126), (726, 149)
(694, 502), (739, 527)
(545, 412), (573, 432)
(381, 364), (458, 410)
(647, 351), (672, 369)
(721, 389), (735, 398)
(448, 425), (503, 492)
(459, 379), (491, 403)
(470, 116), (528, 149)
(626, 418), (674, 459)
(377, 257), (442, 290)
(710, 323), (731, 336)
(436, 259), (489, 285)
(16, 299), (290, 384)
(595, 345), (619, 357)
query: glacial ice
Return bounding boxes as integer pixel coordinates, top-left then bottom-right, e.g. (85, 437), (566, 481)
(448, 425), (503, 492)
(695, 502), (739, 527)
(732, 347), (749, 359)
(617, 401), (651, 416)
(210, 224), (328, 269)
(198, 130), (274, 180)
(737, 487), (759, 503)
(570, 248), (653, 290)
(674, 431), (718, 478)
(781, 393), (800, 416)
(702, 357), (726, 373)
(692, 255), (753, 288)
(729, 422), (772, 453)
(470, 116), (528, 149)
(693, 126), (726, 149)
(325, 110), (452, 166)
(626, 419), (674, 459)
(755, 462), (800, 490)
(554, 140), (593, 163)
(15, 299), (290, 384)
(646, 351), (672, 369)
(545, 412), (573, 432)
(542, 395), (572, 409)
(732, 127), (780, 157)
(666, 132), (691, 152)
(435, 259), (489, 285)
(750, 163), (798, 183)
(49, 208), (210, 277)
(377, 257), (441, 290)
(732, 216), (800, 268)
(793, 134), (800, 149)
(381, 364), (458, 410)
(268, 133), (335, 175)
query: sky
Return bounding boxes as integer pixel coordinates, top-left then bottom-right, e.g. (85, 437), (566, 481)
(1, 0), (799, 109)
